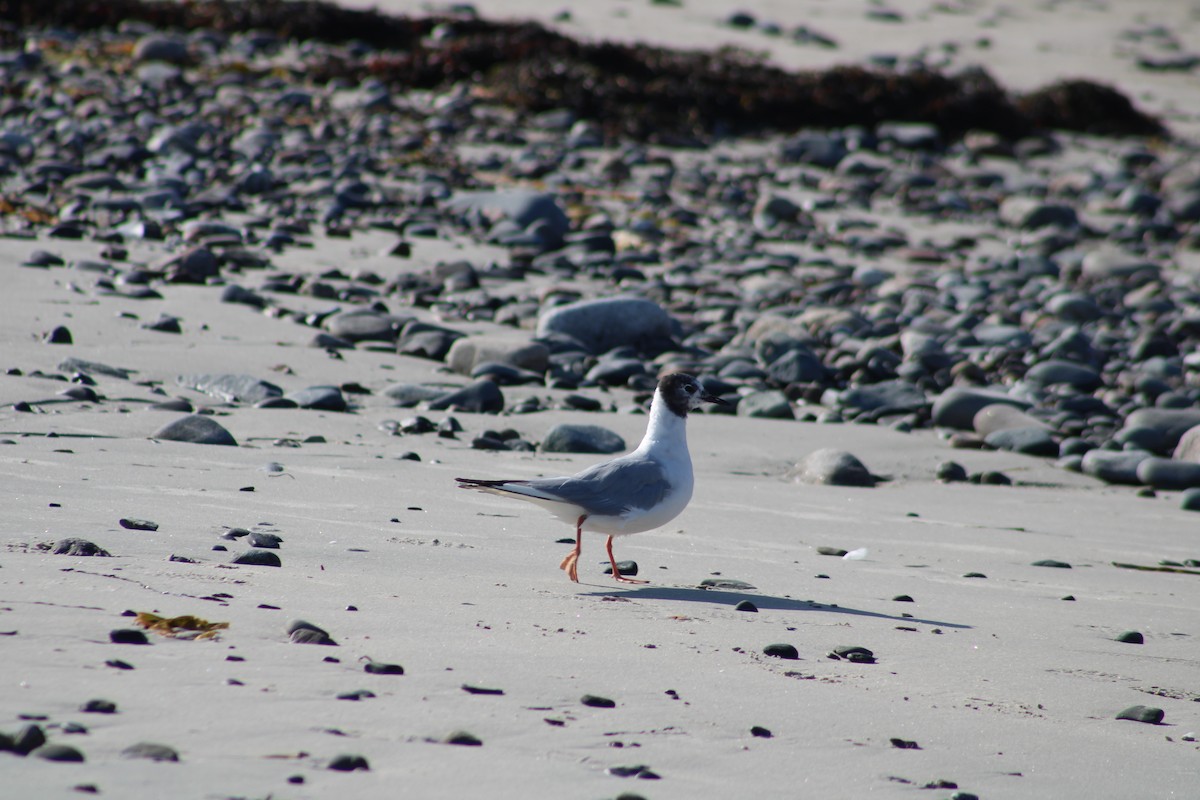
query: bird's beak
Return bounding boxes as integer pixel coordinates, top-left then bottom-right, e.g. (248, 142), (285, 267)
(700, 390), (728, 405)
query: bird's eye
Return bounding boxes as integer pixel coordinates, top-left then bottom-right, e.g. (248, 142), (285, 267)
(685, 384), (696, 394)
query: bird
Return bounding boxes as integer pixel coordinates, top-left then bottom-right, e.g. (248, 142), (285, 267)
(456, 372), (726, 583)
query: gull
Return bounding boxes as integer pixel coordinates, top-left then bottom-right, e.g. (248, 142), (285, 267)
(456, 372), (725, 583)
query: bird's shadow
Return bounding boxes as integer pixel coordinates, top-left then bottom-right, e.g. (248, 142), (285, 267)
(580, 585), (971, 629)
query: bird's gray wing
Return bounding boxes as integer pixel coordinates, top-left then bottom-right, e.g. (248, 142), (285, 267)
(523, 457), (671, 517)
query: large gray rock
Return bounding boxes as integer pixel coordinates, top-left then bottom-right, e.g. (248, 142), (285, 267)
(931, 387), (1031, 430)
(736, 389), (794, 419)
(536, 297), (674, 355)
(176, 374), (282, 405)
(325, 310), (406, 343)
(828, 380), (927, 416)
(1136, 458), (1200, 490)
(1080, 450), (1150, 485)
(1118, 409), (1200, 455)
(284, 385), (347, 412)
(1080, 249), (1160, 282)
(999, 197), (1077, 229)
(788, 449), (880, 487)
(1173, 424), (1200, 462)
(446, 335), (549, 376)
(540, 424), (626, 454)
(973, 404), (1051, 438)
(427, 381), (504, 413)
(153, 414), (238, 446)
(1024, 360), (1102, 391)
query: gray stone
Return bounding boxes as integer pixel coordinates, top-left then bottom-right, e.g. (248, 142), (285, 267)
(541, 424), (626, 454)
(789, 448), (879, 486)
(427, 381), (505, 413)
(232, 549), (281, 567)
(973, 404), (1051, 437)
(1116, 705), (1164, 724)
(152, 415), (238, 446)
(999, 197), (1077, 229)
(1172, 424), (1200, 462)
(831, 380), (928, 416)
(444, 189), (570, 249)
(1135, 458), (1200, 490)
(1181, 488), (1200, 511)
(737, 389), (794, 419)
(536, 297), (674, 355)
(1119, 409), (1200, 454)
(220, 285), (266, 308)
(284, 385), (347, 411)
(34, 744), (85, 762)
(382, 383), (448, 407)
(985, 427), (1058, 457)
(122, 742), (179, 762)
(1080, 450), (1150, 485)
(57, 358), (134, 380)
(932, 387), (1032, 430)
(446, 335), (549, 375)
(766, 348), (825, 384)
(133, 34), (190, 64)
(177, 374), (282, 404)
(325, 310), (405, 343)
(1024, 359), (1102, 391)
(397, 322), (465, 362)
(53, 538), (111, 557)
(1081, 248), (1160, 282)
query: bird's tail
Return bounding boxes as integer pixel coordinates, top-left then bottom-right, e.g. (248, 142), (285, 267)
(456, 477), (517, 490)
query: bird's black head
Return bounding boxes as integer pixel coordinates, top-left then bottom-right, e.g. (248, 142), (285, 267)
(658, 372), (727, 418)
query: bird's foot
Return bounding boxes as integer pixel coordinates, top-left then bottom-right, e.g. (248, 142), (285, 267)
(559, 551), (580, 583)
(610, 569), (648, 584)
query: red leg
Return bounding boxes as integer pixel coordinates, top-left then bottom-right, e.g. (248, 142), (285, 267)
(606, 535), (648, 584)
(559, 515), (585, 582)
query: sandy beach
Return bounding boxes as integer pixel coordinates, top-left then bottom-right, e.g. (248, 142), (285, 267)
(3, 1), (1200, 798)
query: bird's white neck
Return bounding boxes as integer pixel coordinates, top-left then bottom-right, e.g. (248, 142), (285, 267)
(635, 387), (689, 459)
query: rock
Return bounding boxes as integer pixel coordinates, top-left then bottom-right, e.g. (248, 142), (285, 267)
(444, 189), (570, 249)
(220, 285), (266, 308)
(427, 381), (505, 413)
(328, 754), (369, 771)
(142, 314), (182, 333)
(446, 335), (549, 375)
(1081, 450), (1150, 485)
(247, 532), (283, 549)
(1136, 458), (1200, 490)
(34, 744), (85, 762)
(829, 380), (927, 417)
(364, 660), (405, 675)
(985, 427), (1058, 457)
(1174, 424), (1200, 462)
(829, 645), (876, 663)
(1119, 409), (1200, 454)
(119, 518), (158, 533)
(177, 374), (282, 404)
(765, 348), (826, 384)
(1081, 248), (1160, 282)
(973, 404), (1051, 437)
(734, 601), (758, 612)
(396, 322), (465, 361)
(232, 549), (281, 567)
(133, 33), (190, 64)
(750, 725), (772, 737)
(737, 389), (794, 419)
(325, 310), (404, 343)
(122, 742), (180, 762)
(1024, 360), (1102, 391)
(1031, 559), (1071, 568)
(13, 724), (46, 755)
(1180, 488), (1200, 511)
(44, 325), (72, 344)
(789, 449), (879, 486)
(53, 538), (111, 556)
(443, 730), (483, 746)
(999, 197), (1078, 229)
(699, 578), (757, 589)
(109, 629), (150, 645)
(581, 694), (616, 708)
(763, 643), (799, 659)
(932, 387), (1031, 430)
(1115, 630), (1144, 644)
(58, 358), (134, 380)
(536, 297), (674, 355)
(936, 461), (968, 482)
(284, 385), (347, 411)
(382, 383), (448, 407)
(1116, 705), (1164, 724)
(80, 699), (117, 713)
(153, 415), (238, 446)
(541, 424), (626, 454)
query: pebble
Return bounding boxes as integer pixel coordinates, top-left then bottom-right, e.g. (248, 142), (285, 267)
(427, 381), (504, 413)
(1181, 488), (1200, 511)
(750, 725), (772, 738)
(287, 620), (337, 645)
(931, 387), (1032, 430)
(1116, 705), (1164, 724)
(581, 694), (617, 708)
(121, 742), (180, 761)
(247, 532), (283, 549)
(285, 385), (348, 411)
(763, 643), (799, 660)
(328, 753), (370, 771)
(177, 374), (282, 405)
(443, 730), (483, 746)
(80, 699), (117, 714)
(53, 538), (111, 557)
(34, 743), (86, 762)
(1031, 559), (1072, 568)
(153, 415), (238, 446)
(1081, 450), (1149, 485)
(829, 645), (876, 664)
(734, 601), (758, 612)
(540, 424), (626, 454)
(232, 549), (281, 567)
(119, 518), (158, 531)
(1135, 458), (1200, 490)
(1115, 630), (1144, 644)
(789, 449), (879, 486)
(736, 389), (794, 419)
(109, 629), (150, 645)
(536, 297), (674, 355)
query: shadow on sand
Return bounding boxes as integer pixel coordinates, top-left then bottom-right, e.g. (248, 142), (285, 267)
(581, 585), (970, 629)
